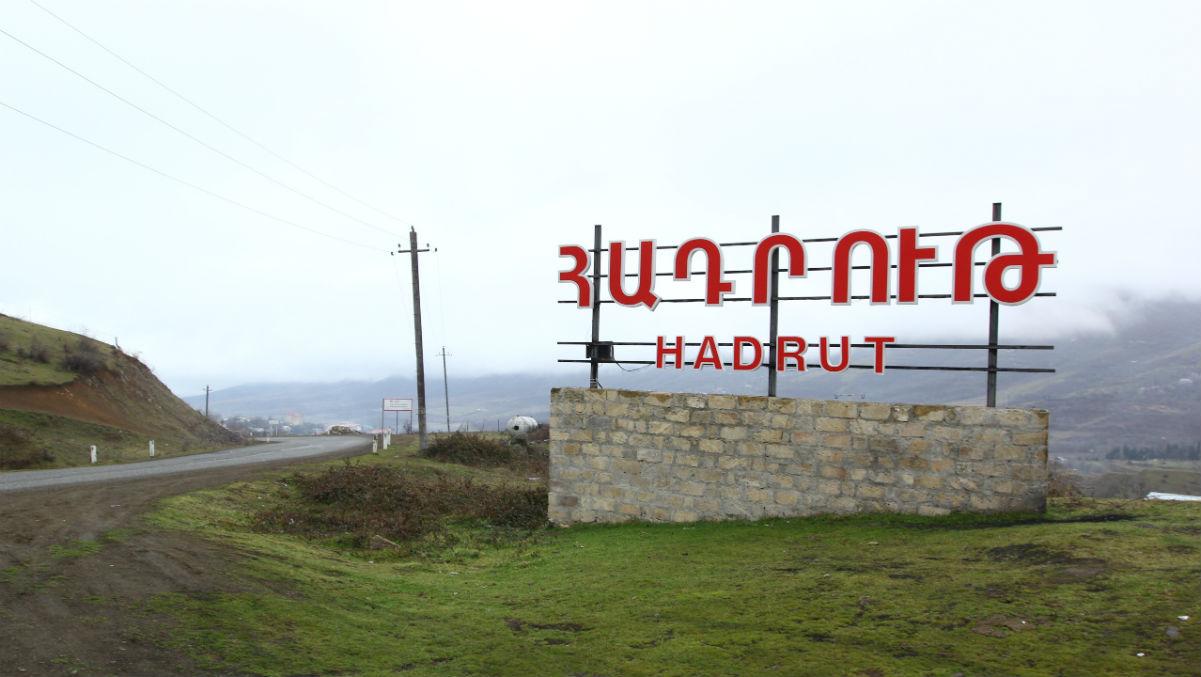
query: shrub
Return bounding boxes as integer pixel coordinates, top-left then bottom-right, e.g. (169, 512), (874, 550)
(18, 341), (51, 363)
(422, 432), (514, 467)
(526, 424), (550, 443)
(0, 331), (10, 353)
(62, 337), (105, 375)
(1048, 461), (1083, 498)
(254, 463), (547, 547)
(0, 424), (33, 447)
(423, 431), (549, 476)
(0, 425), (54, 469)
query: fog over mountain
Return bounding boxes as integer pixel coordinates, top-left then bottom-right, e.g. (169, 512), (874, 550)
(186, 298), (1200, 457)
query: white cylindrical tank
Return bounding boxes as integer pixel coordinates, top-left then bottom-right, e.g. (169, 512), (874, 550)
(505, 415), (539, 437)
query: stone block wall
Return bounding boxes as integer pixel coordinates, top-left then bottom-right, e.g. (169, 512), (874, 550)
(548, 388), (1048, 525)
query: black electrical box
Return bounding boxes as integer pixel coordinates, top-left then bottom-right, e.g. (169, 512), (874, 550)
(586, 341), (615, 363)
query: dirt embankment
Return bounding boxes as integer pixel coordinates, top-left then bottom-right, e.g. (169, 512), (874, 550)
(0, 353), (239, 446)
(0, 442), (369, 676)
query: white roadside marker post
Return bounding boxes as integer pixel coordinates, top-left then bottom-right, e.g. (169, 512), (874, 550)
(89, 445), (97, 464)
(149, 440), (155, 457)
(372, 438), (378, 454)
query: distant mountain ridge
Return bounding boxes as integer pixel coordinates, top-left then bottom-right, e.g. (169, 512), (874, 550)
(188, 299), (1201, 457)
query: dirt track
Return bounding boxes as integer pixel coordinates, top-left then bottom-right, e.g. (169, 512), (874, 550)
(0, 440), (371, 676)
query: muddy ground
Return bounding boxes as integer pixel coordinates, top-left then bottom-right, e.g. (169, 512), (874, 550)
(0, 441), (370, 676)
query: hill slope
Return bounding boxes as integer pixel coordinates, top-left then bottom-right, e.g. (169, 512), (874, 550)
(0, 314), (242, 469)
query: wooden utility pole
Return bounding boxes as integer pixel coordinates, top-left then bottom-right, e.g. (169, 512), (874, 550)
(204, 385), (210, 419)
(396, 228), (432, 449)
(437, 346), (451, 432)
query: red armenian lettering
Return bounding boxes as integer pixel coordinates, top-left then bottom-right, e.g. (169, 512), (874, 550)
(752, 234), (806, 304)
(694, 336), (722, 370)
(864, 336), (895, 373)
(819, 336), (850, 372)
(558, 245), (591, 308)
(953, 224), (1056, 304)
(675, 238), (734, 305)
(832, 230), (889, 304)
(776, 336), (808, 371)
(897, 228), (936, 303)
(732, 336), (763, 370)
(656, 336), (685, 369)
(608, 240), (660, 309)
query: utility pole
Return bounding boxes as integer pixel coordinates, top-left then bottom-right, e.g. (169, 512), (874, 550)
(204, 385), (210, 420)
(394, 228), (432, 449)
(437, 346), (451, 432)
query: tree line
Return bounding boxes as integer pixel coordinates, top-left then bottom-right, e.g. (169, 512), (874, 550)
(1106, 441), (1201, 461)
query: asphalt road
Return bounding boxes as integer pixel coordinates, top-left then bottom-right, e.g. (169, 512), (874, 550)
(0, 436), (371, 493)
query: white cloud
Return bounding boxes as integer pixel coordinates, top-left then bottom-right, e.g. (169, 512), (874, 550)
(1, 0), (1198, 394)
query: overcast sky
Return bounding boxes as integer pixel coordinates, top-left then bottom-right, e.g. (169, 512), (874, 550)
(2, 0), (1198, 396)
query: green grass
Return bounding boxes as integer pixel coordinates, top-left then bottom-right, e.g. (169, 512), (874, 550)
(0, 313), (116, 386)
(47, 529), (134, 559)
(0, 409), (235, 469)
(144, 449), (1201, 677)
(48, 539), (103, 559)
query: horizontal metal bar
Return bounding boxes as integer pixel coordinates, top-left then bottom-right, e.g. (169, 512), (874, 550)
(556, 341), (1054, 350)
(586, 226), (1064, 252)
(558, 292), (1057, 304)
(556, 359), (1055, 373)
(597, 261), (987, 279)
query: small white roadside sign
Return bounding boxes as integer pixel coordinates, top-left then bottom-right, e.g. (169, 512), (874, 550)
(383, 398), (413, 412)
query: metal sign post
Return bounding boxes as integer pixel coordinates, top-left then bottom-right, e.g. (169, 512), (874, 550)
(986, 202), (1002, 407)
(589, 224), (602, 389)
(767, 214), (781, 397)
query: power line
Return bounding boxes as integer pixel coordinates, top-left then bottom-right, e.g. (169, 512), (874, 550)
(0, 98), (382, 251)
(27, 0), (416, 228)
(0, 24), (403, 240)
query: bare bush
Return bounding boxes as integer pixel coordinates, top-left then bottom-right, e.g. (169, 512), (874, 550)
(254, 463), (547, 547)
(0, 425), (54, 469)
(423, 431), (549, 476)
(18, 340), (51, 363)
(422, 432), (514, 466)
(1048, 461), (1084, 498)
(62, 337), (105, 375)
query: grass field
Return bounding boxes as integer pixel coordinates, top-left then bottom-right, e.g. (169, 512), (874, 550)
(0, 313), (116, 387)
(140, 444), (1201, 677)
(0, 409), (237, 469)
